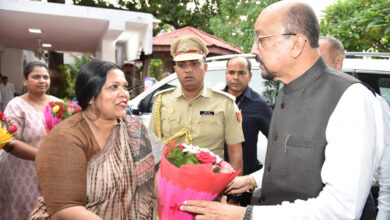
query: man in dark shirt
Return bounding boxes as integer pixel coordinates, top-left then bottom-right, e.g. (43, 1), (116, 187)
(223, 56), (273, 206)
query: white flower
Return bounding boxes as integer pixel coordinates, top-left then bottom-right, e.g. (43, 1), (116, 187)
(239, 15), (247, 21)
(181, 143), (223, 163)
(182, 143), (200, 154)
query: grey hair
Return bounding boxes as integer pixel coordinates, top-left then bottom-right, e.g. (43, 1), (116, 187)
(283, 3), (320, 48)
(319, 36), (345, 57)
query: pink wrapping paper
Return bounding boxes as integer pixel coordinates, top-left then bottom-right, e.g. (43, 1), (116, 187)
(158, 147), (240, 220)
(43, 105), (62, 132)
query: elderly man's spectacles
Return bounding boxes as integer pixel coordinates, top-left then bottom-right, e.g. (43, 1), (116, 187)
(255, 33), (296, 48)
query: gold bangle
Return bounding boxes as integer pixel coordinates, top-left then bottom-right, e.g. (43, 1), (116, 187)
(246, 175), (257, 193)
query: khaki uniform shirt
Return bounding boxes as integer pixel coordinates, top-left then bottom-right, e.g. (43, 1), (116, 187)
(149, 86), (245, 158)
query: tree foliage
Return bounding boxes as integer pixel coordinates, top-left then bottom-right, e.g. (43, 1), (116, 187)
(49, 55), (92, 99)
(150, 58), (163, 78)
(72, 0), (119, 9)
(262, 80), (279, 107)
(320, 0), (390, 52)
(72, 0), (278, 51)
(208, 0), (277, 53)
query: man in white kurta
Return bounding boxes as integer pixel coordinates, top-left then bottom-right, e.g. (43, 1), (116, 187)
(180, 1), (385, 219)
(320, 35), (390, 220)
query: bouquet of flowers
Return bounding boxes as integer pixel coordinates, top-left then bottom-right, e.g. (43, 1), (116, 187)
(0, 112), (18, 149)
(44, 100), (81, 132)
(158, 140), (240, 220)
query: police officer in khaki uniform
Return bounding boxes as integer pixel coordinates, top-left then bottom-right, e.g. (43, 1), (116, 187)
(149, 35), (244, 172)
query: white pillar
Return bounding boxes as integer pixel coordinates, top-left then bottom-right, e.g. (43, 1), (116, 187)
(99, 39), (116, 63)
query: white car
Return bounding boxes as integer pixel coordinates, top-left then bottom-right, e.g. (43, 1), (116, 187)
(343, 52), (390, 105)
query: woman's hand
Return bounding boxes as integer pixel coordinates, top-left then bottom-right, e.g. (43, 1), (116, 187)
(3, 140), (37, 160)
(224, 175), (254, 194)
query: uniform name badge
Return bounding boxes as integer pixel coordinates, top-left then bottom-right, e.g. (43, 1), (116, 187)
(200, 111), (214, 115)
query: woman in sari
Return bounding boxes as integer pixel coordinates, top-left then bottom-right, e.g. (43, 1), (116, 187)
(30, 59), (162, 219)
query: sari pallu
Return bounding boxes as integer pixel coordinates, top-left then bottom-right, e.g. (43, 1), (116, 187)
(30, 116), (163, 220)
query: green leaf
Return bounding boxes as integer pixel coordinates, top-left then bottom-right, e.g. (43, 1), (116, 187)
(384, 26), (390, 35)
(166, 143), (200, 168)
(320, 0), (390, 52)
(367, 21), (378, 29)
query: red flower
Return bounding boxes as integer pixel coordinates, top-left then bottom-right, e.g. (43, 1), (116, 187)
(49, 102), (55, 107)
(0, 112), (4, 120)
(8, 125), (18, 134)
(196, 151), (216, 164)
(58, 111), (63, 118)
(168, 139), (176, 154)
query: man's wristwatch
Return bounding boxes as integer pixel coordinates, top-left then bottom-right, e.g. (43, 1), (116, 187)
(243, 205), (253, 220)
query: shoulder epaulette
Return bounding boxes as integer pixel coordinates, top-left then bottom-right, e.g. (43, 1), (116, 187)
(211, 88), (236, 101)
(153, 87), (176, 98)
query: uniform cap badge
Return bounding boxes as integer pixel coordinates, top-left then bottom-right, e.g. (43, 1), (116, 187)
(181, 43), (189, 52)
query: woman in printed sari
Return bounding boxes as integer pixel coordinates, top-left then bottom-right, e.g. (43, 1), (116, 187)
(30, 59), (163, 220)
